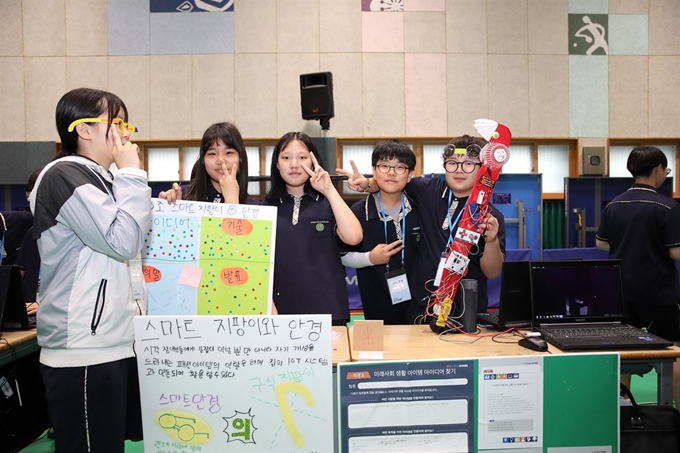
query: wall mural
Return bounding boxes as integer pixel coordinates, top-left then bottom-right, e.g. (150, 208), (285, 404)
(151, 0), (234, 13)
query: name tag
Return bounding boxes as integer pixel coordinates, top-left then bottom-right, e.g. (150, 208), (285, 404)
(386, 268), (411, 305)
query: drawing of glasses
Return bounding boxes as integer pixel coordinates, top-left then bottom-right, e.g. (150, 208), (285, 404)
(158, 413), (210, 442)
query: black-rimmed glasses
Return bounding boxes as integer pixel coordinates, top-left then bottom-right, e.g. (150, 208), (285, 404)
(375, 163), (409, 175)
(444, 160), (481, 174)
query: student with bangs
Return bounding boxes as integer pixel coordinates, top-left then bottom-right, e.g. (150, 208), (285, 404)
(263, 132), (363, 325)
(30, 87), (150, 452)
(341, 140), (421, 324)
(340, 135), (506, 321)
(160, 122), (255, 204)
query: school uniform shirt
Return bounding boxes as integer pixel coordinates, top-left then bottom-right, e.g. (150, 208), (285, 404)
(344, 194), (421, 325)
(597, 183), (680, 306)
(264, 192), (350, 321)
(404, 176), (506, 314)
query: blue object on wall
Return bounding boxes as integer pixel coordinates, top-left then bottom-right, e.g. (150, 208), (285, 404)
(565, 176), (673, 248)
(493, 173), (543, 259)
(431, 173), (543, 259)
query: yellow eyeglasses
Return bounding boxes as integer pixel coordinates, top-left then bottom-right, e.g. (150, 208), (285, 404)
(68, 118), (137, 138)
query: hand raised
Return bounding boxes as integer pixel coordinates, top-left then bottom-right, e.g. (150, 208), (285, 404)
(159, 182), (183, 204)
(302, 152), (333, 194)
(336, 160), (367, 192)
(111, 127), (140, 170)
(219, 160), (240, 203)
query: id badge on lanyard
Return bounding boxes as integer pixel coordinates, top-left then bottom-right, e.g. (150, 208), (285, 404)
(379, 193), (411, 304)
(386, 268), (411, 305)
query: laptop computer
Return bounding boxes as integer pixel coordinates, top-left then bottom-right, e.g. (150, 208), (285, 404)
(529, 259), (672, 350)
(0, 265), (30, 331)
(478, 261), (532, 330)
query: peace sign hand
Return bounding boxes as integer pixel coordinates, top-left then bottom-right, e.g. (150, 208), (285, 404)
(336, 160), (368, 192)
(302, 152), (333, 195)
(219, 160), (240, 204)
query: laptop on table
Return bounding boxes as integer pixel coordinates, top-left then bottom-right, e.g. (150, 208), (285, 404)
(0, 265), (30, 332)
(529, 259), (672, 350)
(478, 261), (532, 330)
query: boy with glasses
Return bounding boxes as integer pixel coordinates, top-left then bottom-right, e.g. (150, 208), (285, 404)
(341, 140), (421, 324)
(340, 135), (506, 321)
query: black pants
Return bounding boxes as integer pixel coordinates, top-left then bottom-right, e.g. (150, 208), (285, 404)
(41, 357), (142, 453)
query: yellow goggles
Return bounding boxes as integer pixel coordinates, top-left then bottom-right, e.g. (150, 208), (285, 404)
(68, 118), (137, 138)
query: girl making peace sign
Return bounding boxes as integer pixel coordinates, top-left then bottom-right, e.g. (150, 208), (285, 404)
(263, 132), (362, 325)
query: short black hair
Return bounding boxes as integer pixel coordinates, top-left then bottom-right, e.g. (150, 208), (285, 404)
(441, 135), (487, 162)
(371, 140), (416, 169)
(627, 146), (667, 178)
(55, 88), (128, 155)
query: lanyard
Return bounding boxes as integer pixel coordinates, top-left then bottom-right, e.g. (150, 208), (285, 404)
(446, 190), (464, 249)
(377, 193), (406, 272)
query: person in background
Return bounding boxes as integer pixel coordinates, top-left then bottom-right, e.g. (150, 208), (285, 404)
(159, 122), (255, 204)
(30, 87), (151, 453)
(341, 140), (420, 324)
(339, 135), (506, 322)
(596, 146), (680, 405)
(16, 168), (43, 317)
(263, 132), (362, 326)
(0, 209), (33, 266)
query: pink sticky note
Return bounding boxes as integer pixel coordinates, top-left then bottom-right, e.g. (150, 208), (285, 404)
(179, 265), (202, 288)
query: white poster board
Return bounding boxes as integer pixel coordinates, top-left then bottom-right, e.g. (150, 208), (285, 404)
(142, 199), (277, 316)
(134, 315), (333, 453)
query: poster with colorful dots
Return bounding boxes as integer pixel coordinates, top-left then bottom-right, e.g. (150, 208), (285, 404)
(134, 314), (333, 453)
(143, 199), (277, 316)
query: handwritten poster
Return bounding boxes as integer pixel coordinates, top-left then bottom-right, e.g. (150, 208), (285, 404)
(134, 315), (333, 453)
(142, 199), (277, 315)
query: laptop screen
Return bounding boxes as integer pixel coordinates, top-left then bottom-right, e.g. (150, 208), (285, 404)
(530, 260), (626, 325)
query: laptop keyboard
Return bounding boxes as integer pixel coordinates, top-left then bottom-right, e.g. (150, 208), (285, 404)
(543, 326), (645, 339)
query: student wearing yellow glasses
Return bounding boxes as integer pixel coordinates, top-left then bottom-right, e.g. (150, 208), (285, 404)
(29, 87), (150, 452)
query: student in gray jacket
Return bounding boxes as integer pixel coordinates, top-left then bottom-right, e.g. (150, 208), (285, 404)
(30, 88), (151, 453)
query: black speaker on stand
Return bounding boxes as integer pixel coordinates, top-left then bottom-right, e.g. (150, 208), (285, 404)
(460, 279), (478, 333)
(300, 72), (334, 130)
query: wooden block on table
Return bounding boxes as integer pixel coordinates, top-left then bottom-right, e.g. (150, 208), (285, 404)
(352, 320), (384, 351)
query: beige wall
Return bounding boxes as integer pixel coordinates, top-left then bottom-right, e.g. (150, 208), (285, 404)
(1, 0), (679, 143)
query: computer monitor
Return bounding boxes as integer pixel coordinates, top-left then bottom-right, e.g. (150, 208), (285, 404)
(0, 265), (30, 331)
